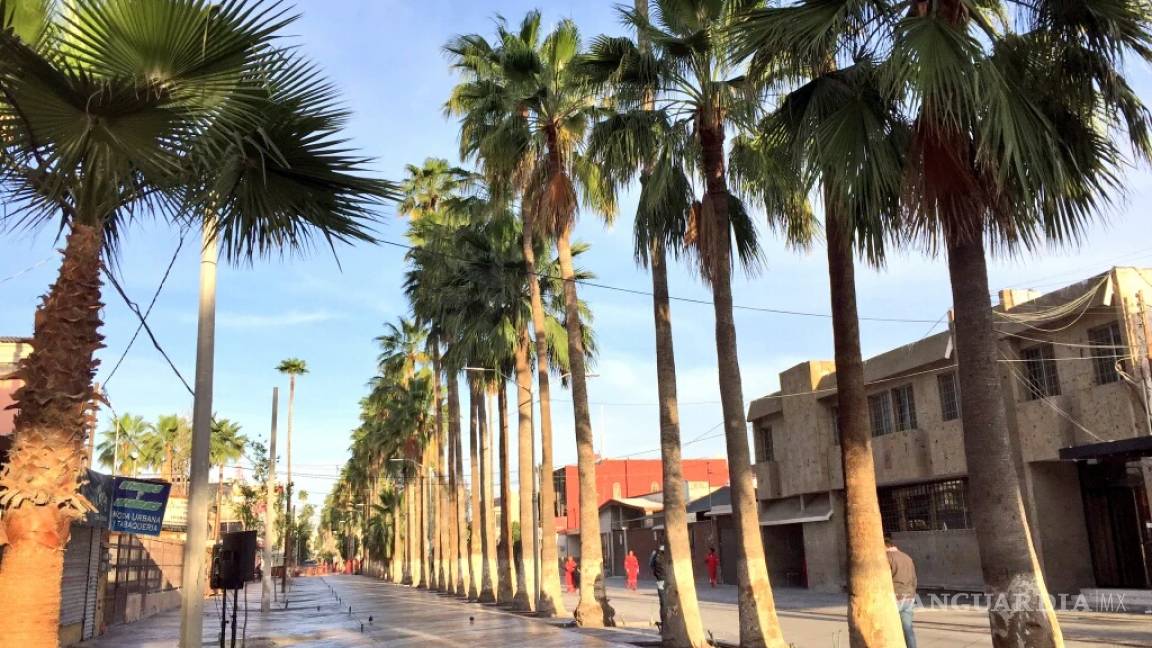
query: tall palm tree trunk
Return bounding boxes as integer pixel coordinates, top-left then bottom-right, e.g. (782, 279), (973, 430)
(555, 229), (614, 628)
(406, 475), (417, 584)
(432, 343), (447, 590)
(650, 241), (708, 647)
(284, 374), (296, 590)
(449, 373), (468, 596)
(513, 332), (538, 611)
(478, 385), (497, 602)
(0, 225), (103, 647)
(699, 122), (787, 648)
(468, 379), (483, 600)
(417, 459), (428, 588)
(497, 380), (517, 603)
(521, 227), (567, 617)
(826, 216), (905, 647)
(946, 231), (1061, 648)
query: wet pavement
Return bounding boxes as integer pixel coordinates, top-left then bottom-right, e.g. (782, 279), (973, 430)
(83, 574), (633, 647)
(565, 577), (1152, 647)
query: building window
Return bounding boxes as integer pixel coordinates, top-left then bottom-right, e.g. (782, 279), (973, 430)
(937, 372), (960, 421)
(1088, 321), (1124, 385)
(879, 479), (972, 533)
(891, 384), (918, 431)
(829, 405), (840, 445)
(1021, 344), (1060, 399)
(869, 393), (893, 437)
(554, 471), (567, 518)
(755, 423), (774, 462)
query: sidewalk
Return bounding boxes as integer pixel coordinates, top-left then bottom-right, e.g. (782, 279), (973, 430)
(83, 575), (633, 647)
(567, 577), (1152, 647)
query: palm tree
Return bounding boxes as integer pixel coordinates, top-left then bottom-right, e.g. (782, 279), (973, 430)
(726, 11), (913, 646)
(583, 2), (791, 644)
(277, 358), (308, 579)
(143, 415), (192, 493)
(0, 4), (283, 639)
(96, 414), (152, 477)
(581, 0), (722, 641)
(445, 12), (618, 625)
(733, 1), (1152, 644)
(210, 418), (248, 541)
(0, 3), (395, 640)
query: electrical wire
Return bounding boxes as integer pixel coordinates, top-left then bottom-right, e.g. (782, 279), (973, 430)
(103, 266), (195, 396)
(0, 256), (52, 285)
(377, 237), (939, 324)
(100, 233), (187, 389)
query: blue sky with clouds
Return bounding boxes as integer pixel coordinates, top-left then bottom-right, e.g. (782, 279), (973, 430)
(2, 0), (1151, 505)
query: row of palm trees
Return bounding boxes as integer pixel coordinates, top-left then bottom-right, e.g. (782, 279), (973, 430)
(324, 2), (1150, 648)
(0, 1), (396, 644)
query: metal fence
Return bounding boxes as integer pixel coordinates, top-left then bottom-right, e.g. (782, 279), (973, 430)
(103, 533), (184, 627)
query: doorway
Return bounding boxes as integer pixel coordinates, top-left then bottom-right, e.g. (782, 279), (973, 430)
(1079, 461), (1151, 588)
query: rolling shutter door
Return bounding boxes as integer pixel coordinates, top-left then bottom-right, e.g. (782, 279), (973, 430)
(59, 525), (92, 629)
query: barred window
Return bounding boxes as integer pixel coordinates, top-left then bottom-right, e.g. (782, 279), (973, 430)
(879, 479), (972, 533)
(755, 423), (774, 462)
(830, 405), (840, 445)
(1088, 322), (1124, 385)
(554, 471), (567, 517)
(869, 393), (893, 437)
(891, 384), (918, 431)
(937, 372), (960, 421)
(1021, 344), (1060, 399)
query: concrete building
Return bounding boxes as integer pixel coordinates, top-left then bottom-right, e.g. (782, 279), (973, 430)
(747, 267), (1152, 596)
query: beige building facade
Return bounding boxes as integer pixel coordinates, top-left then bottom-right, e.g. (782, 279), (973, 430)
(747, 267), (1152, 595)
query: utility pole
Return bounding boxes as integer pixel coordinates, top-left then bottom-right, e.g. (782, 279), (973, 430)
(179, 219), (218, 648)
(262, 387), (278, 611)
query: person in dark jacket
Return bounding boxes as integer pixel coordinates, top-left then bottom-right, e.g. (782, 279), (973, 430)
(649, 545), (667, 621)
(886, 537), (918, 648)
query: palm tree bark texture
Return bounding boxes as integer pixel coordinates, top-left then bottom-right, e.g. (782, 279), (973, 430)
(650, 239), (709, 647)
(698, 118), (788, 648)
(522, 227), (567, 617)
(825, 215), (906, 647)
(513, 332), (537, 611)
(497, 381), (517, 602)
(0, 226), (104, 647)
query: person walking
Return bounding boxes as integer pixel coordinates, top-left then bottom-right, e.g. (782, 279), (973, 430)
(624, 549), (640, 591)
(886, 537), (918, 648)
(649, 545), (667, 622)
(564, 555), (577, 593)
(704, 547), (720, 588)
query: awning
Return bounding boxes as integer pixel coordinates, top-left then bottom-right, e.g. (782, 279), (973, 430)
(1059, 435), (1152, 462)
(758, 493), (834, 526)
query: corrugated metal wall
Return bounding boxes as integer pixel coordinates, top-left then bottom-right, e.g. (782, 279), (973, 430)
(59, 525), (94, 631)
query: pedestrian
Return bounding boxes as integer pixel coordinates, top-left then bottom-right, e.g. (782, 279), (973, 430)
(564, 555), (577, 593)
(886, 537), (918, 648)
(573, 560), (582, 590)
(624, 549), (640, 591)
(649, 545), (667, 622)
(704, 547), (720, 588)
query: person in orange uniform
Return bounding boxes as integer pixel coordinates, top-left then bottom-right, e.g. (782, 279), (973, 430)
(564, 555), (577, 593)
(705, 547), (720, 587)
(623, 550), (640, 590)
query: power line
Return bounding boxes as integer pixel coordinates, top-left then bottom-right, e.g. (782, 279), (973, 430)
(103, 266), (195, 396)
(377, 238), (939, 324)
(100, 233), (187, 389)
(0, 257), (53, 285)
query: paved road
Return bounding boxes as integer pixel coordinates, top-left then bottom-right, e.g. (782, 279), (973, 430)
(562, 577), (1152, 647)
(84, 575), (631, 647)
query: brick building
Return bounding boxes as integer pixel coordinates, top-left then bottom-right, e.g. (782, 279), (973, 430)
(747, 267), (1152, 598)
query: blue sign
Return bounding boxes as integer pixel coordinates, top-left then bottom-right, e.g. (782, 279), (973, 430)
(109, 477), (172, 536)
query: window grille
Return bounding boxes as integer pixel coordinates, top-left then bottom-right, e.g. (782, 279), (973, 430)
(937, 372), (960, 421)
(878, 479), (971, 533)
(1087, 321), (1124, 385)
(1021, 344), (1060, 399)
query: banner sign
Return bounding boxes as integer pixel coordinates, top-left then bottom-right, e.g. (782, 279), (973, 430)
(109, 477), (172, 536)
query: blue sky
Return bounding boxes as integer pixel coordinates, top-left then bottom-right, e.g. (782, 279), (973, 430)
(2, 0), (1151, 506)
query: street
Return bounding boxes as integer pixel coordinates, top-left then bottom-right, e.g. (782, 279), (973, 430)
(561, 577), (1152, 647)
(81, 574), (1151, 647)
